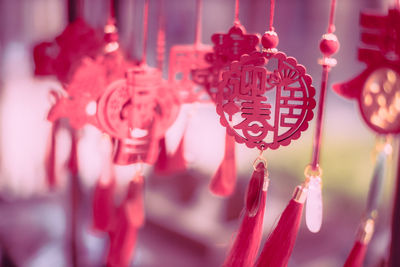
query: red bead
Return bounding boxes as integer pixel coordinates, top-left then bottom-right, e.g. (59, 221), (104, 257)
(261, 31), (279, 50)
(319, 33), (340, 57)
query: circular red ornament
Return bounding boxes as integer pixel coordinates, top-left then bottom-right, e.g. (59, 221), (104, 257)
(216, 51), (316, 150)
(97, 66), (180, 140)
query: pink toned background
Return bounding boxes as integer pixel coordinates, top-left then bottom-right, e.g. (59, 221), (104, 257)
(0, 0), (397, 266)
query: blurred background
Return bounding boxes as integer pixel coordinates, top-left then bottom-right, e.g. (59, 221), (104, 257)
(0, 0), (399, 266)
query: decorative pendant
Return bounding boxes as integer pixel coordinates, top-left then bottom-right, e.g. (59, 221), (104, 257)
(333, 8), (400, 134)
(216, 51), (316, 150)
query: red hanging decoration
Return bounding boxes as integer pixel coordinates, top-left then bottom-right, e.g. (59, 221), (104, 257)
(168, 0), (212, 104)
(333, 8), (400, 134)
(222, 162), (268, 267)
(343, 219), (374, 267)
(154, 134), (187, 175)
(92, 135), (116, 232)
(97, 66), (180, 165)
(192, 0), (260, 101)
(209, 133), (236, 196)
(255, 186), (307, 267)
(216, 51), (315, 150)
(218, 0), (316, 265)
(47, 19), (135, 129)
(106, 171), (145, 267)
(33, 17), (103, 84)
(304, 0), (339, 233)
(44, 117), (60, 189)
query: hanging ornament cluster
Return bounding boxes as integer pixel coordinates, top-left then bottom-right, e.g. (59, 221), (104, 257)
(334, 5), (400, 267)
(32, 0), (400, 266)
(215, 0), (318, 266)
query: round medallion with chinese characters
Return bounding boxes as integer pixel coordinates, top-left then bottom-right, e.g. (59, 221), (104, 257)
(216, 52), (316, 150)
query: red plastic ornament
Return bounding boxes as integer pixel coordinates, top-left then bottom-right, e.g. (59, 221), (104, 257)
(216, 51), (316, 150)
(33, 18), (103, 84)
(47, 20), (135, 129)
(97, 66), (180, 164)
(333, 8), (400, 134)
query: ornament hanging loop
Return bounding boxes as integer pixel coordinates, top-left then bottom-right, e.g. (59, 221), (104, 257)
(304, 164), (322, 180)
(253, 147), (267, 171)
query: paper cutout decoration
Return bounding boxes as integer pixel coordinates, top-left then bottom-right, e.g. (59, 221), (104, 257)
(216, 51), (316, 150)
(192, 24), (260, 101)
(333, 8), (400, 134)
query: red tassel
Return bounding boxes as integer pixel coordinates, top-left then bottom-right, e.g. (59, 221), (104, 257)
(106, 172), (145, 267)
(209, 133), (236, 196)
(45, 120), (60, 189)
(343, 241), (367, 267)
(125, 173), (145, 227)
(154, 135), (187, 175)
(255, 186), (307, 267)
(92, 178), (115, 232)
(343, 218), (374, 267)
(222, 162), (268, 267)
(106, 206), (138, 267)
(68, 128), (79, 176)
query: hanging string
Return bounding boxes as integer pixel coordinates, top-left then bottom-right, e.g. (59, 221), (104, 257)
(310, 0), (339, 170)
(141, 0), (149, 65)
(109, 0), (115, 21)
(156, 0), (165, 71)
(195, 0), (203, 46)
(269, 0), (275, 31)
(327, 0), (336, 33)
(234, 0), (240, 25)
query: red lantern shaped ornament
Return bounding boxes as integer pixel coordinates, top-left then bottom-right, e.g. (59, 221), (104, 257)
(47, 19), (135, 129)
(216, 51), (316, 150)
(333, 8), (400, 134)
(97, 65), (180, 165)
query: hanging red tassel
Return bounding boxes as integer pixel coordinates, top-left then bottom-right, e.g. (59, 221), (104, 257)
(124, 172), (145, 227)
(255, 185), (307, 267)
(92, 177), (115, 232)
(45, 120), (60, 189)
(68, 128), (79, 176)
(343, 218), (374, 267)
(106, 207), (139, 267)
(106, 172), (145, 267)
(343, 241), (367, 267)
(222, 162), (268, 267)
(92, 135), (116, 232)
(154, 135), (187, 175)
(210, 133), (236, 196)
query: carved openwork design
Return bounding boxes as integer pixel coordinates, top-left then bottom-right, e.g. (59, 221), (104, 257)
(216, 52), (316, 150)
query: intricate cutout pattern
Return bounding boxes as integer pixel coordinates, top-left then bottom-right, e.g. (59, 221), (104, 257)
(216, 52), (316, 150)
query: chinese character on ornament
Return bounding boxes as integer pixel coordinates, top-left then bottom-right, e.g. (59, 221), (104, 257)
(216, 52), (316, 150)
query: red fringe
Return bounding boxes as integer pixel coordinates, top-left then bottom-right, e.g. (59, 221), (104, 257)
(92, 178), (115, 232)
(343, 241), (367, 267)
(68, 128), (79, 176)
(222, 162), (267, 267)
(45, 120), (60, 189)
(154, 136), (187, 175)
(209, 133), (236, 196)
(255, 192), (305, 267)
(106, 173), (145, 267)
(106, 206), (138, 267)
(125, 173), (145, 228)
